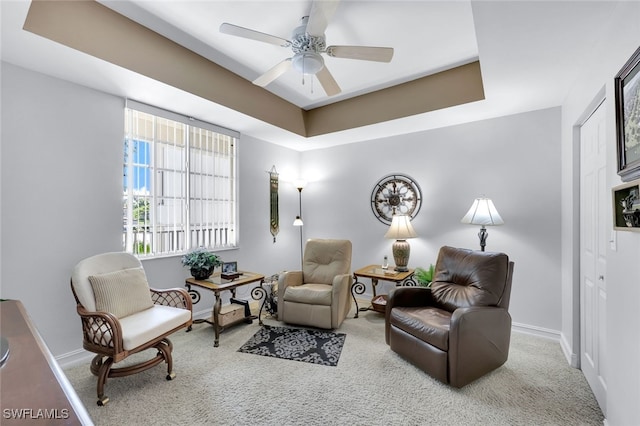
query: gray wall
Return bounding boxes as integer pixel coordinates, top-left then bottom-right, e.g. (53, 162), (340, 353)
(1, 61), (562, 355)
(0, 62), (301, 356)
(559, 2), (640, 424)
(301, 108), (562, 331)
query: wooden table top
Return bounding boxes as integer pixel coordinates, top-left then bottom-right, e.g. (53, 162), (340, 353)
(0, 300), (92, 425)
(353, 265), (415, 282)
(185, 271), (265, 292)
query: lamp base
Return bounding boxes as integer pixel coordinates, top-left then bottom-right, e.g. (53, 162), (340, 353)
(392, 239), (411, 272)
(478, 226), (488, 252)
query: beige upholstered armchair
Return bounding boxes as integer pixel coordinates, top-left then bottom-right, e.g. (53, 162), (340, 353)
(70, 252), (192, 406)
(278, 239), (352, 329)
(385, 246), (514, 388)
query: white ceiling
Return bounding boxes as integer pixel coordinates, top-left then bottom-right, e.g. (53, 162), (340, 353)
(0, 0), (620, 151)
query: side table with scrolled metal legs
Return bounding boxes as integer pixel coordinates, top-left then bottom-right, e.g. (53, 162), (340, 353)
(184, 272), (266, 347)
(350, 265), (416, 318)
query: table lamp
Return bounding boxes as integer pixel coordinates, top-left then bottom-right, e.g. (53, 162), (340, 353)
(384, 214), (417, 272)
(461, 197), (504, 251)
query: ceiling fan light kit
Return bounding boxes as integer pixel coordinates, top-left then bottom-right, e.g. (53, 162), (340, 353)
(219, 0), (394, 96)
(292, 52), (324, 74)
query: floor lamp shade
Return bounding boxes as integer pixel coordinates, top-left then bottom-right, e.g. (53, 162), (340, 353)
(384, 215), (417, 272)
(461, 197), (504, 251)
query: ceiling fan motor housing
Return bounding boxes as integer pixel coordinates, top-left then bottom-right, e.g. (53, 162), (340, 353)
(290, 16), (326, 74)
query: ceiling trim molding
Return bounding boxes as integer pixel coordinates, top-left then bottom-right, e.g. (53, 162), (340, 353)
(23, 0), (485, 139)
(303, 61), (484, 137)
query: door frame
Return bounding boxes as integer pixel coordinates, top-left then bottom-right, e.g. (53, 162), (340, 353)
(567, 86), (607, 369)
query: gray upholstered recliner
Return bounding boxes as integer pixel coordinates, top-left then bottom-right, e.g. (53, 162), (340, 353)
(385, 245), (514, 388)
(278, 239), (352, 329)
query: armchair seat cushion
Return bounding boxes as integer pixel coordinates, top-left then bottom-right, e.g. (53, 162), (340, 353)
(390, 306), (451, 351)
(119, 305), (192, 351)
(283, 283), (332, 306)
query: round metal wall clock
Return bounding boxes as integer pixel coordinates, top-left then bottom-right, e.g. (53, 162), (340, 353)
(370, 173), (422, 225)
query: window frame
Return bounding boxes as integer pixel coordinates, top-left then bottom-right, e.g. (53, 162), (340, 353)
(123, 100), (239, 258)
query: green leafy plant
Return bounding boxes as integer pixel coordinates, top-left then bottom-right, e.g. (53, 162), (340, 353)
(181, 248), (221, 270)
(135, 242), (151, 254)
(414, 264), (435, 287)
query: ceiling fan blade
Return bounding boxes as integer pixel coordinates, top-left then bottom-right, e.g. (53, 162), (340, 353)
(316, 66), (341, 96)
(306, 0), (340, 37)
(326, 46), (394, 63)
(220, 23), (290, 47)
(253, 58), (293, 87)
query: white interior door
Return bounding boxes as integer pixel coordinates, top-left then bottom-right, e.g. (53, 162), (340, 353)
(579, 100), (607, 413)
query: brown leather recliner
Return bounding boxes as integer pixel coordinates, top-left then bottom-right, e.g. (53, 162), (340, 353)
(385, 245), (514, 388)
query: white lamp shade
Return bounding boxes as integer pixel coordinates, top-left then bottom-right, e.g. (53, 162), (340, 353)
(384, 215), (417, 239)
(293, 216), (304, 226)
(461, 198), (504, 226)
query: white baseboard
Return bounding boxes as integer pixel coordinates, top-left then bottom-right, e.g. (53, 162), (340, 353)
(559, 332), (580, 368)
(56, 347), (94, 369)
(193, 307), (212, 320)
(511, 321), (560, 341)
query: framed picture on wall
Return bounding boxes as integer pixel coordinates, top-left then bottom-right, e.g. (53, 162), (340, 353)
(612, 179), (640, 231)
(614, 46), (640, 182)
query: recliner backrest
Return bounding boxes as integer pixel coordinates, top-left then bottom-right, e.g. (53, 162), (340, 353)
(302, 239), (352, 284)
(430, 246), (510, 312)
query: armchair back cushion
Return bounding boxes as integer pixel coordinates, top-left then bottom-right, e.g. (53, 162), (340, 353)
(303, 239), (352, 283)
(71, 252), (142, 312)
(430, 246), (511, 311)
(89, 267), (153, 318)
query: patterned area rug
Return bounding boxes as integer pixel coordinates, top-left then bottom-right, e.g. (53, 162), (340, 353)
(238, 325), (346, 366)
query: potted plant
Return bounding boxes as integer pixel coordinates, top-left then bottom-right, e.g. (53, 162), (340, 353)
(414, 264), (435, 288)
(181, 248), (222, 280)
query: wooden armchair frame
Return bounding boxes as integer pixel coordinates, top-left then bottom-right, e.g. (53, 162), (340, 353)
(70, 280), (192, 406)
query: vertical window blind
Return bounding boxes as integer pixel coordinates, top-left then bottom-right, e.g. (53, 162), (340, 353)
(123, 100), (239, 257)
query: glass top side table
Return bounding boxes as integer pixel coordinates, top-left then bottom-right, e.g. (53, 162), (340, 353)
(350, 265), (417, 317)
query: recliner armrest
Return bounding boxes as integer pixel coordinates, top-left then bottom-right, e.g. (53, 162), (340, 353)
(278, 271), (303, 290)
(385, 287), (436, 344)
(331, 273), (352, 290)
(448, 306), (512, 387)
(450, 306), (511, 336)
(277, 271), (303, 315)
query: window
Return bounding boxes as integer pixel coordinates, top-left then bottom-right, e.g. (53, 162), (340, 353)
(123, 100), (238, 257)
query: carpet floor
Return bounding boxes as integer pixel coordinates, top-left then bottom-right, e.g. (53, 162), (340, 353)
(64, 308), (604, 426)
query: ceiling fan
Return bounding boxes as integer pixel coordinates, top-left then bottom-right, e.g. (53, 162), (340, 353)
(219, 0), (394, 96)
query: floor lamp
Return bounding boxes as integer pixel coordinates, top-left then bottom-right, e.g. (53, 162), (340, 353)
(461, 197), (504, 251)
(293, 180), (306, 269)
